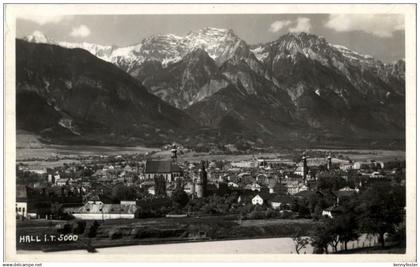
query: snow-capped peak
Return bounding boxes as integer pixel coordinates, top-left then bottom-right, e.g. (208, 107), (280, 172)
(23, 31), (51, 44)
(331, 44), (374, 60)
(57, 41), (115, 60)
(21, 27), (247, 70)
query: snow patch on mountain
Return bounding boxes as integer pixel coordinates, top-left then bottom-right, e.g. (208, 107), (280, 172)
(250, 46), (269, 62)
(23, 31), (50, 43)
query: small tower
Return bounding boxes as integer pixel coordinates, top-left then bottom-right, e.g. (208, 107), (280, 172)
(171, 144), (177, 162)
(327, 154), (332, 171)
(196, 171), (203, 199)
(195, 161), (208, 198)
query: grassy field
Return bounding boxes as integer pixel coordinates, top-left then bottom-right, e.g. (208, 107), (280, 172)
(17, 218), (395, 254)
(17, 132), (405, 169)
(16, 132), (158, 168)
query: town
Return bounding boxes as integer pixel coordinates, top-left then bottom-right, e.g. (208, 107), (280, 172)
(16, 145), (406, 254)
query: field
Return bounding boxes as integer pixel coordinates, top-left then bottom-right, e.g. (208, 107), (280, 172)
(16, 132), (405, 169)
(20, 237), (311, 254)
(17, 217), (388, 254)
(16, 216), (320, 252)
(16, 132), (157, 168)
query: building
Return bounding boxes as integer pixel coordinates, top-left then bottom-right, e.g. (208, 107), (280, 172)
(55, 178), (69, 186)
(144, 160), (183, 182)
(302, 154), (308, 179)
(154, 175), (167, 197)
(294, 156), (308, 178)
(195, 161), (208, 198)
(147, 186), (155, 196)
(339, 163), (353, 171)
(285, 180), (308, 195)
(353, 161), (384, 170)
(171, 144), (178, 161)
(120, 200), (136, 206)
(370, 171), (385, 179)
(16, 185), (28, 218)
(245, 182), (262, 192)
(228, 182), (239, 188)
(251, 193), (271, 205)
(64, 201), (137, 220)
(270, 195), (294, 210)
(268, 180), (287, 194)
(257, 159), (267, 168)
(231, 161), (257, 168)
(327, 155), (332, 170)
(322, 205), (344, 218)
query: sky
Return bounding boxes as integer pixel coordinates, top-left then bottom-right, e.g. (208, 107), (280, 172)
(16, 14), (405, 63)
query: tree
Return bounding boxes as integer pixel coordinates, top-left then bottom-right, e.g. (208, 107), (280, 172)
(311, 217), (347, 253)
(291, 197), (311, 218)
(357, 183), (405, 248)
(73, 221), (87, 235)
(171, 188), (189, 208)
(335, 200), (360, 250)
(311, 220), (332, 254)
(87, 220), (100, 238)
(293, 230), (310, 254)
(386, 220), (406, 246)
(111, 184), (138, 202)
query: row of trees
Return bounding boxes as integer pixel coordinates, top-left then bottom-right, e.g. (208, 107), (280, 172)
(309, 182), (405, 253)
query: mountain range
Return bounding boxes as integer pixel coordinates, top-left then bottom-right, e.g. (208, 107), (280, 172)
(17, 28), (405, 148)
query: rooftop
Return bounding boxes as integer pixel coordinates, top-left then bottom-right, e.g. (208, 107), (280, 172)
(145, 160), (183, 173)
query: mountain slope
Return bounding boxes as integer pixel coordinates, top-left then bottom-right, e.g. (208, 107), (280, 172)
(20, 30), (405, 148)
(16, 39), (195, 145)
(187, 33), (404, 147)
(250, 33), (405, 133)
(131, 48), (230, 109)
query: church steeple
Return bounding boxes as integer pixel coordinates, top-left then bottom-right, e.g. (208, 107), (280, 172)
(327, 154), (332, 171)
(196, 161), (208, 198)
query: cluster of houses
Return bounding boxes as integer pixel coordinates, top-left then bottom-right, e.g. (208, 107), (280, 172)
(16, 146), (404, 221)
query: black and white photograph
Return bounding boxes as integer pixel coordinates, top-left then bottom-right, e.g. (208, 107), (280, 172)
(2, 3), (417, 263)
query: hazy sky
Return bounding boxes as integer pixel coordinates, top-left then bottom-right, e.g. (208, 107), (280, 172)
(16, 14), (405, 63)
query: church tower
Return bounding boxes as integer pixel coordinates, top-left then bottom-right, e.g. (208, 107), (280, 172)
(195, 161), (208, 198)
(327, 154), (332, 171)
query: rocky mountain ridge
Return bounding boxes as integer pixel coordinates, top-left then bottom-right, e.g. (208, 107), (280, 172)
(18, 29), (405, 148)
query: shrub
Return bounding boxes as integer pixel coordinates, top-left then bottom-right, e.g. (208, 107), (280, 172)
(73, 221), (86, 235)
(87, 220), (100, 238)
(108, 228), (123, 239)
